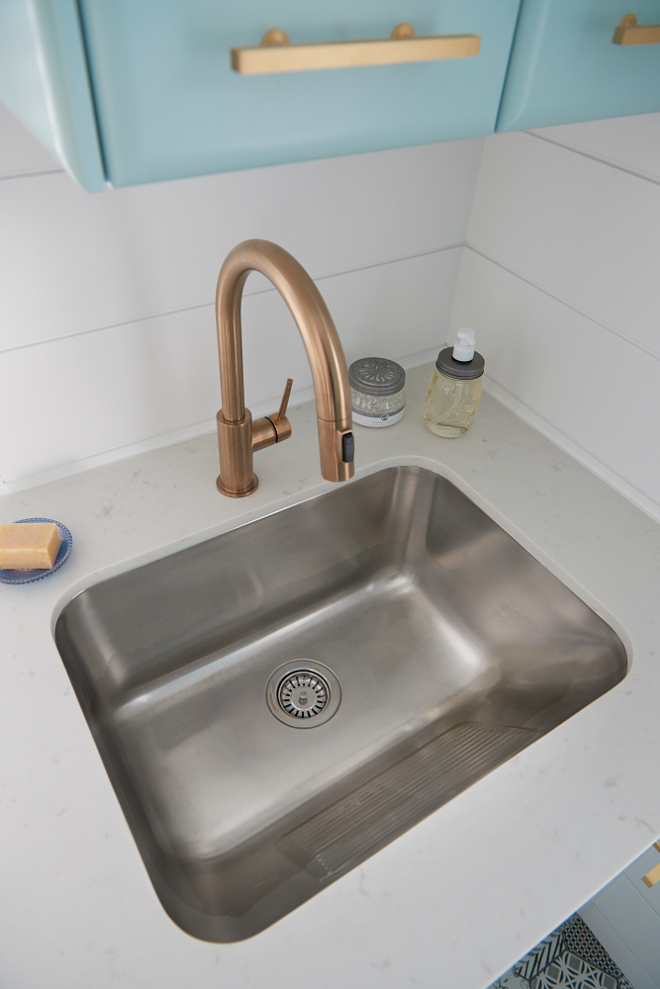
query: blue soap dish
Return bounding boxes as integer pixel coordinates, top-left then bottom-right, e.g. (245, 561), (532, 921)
(0, 518), (72, 585)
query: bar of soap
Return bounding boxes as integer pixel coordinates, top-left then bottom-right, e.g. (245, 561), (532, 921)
(0, 522), (62, 570)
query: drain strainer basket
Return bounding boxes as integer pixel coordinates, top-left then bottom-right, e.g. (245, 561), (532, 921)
(266, 661), (341, 728)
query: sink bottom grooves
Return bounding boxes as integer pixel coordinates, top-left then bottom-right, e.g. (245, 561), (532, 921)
(279, 722), (538, 880)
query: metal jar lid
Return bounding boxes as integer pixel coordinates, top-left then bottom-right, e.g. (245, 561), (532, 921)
(435, 346), (485, 380)
(348, 358), (406, 396)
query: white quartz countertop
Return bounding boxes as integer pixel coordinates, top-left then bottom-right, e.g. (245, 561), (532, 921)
(1, 364), (659, 989)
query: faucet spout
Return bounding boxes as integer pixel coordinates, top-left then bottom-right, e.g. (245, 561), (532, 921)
(215, 239), (354, 497)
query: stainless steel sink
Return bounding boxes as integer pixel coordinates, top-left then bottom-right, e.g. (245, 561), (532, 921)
(54, 466), (627, 942)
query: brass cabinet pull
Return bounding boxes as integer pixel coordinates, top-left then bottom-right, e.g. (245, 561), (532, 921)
(231, 23), (481, 75)
(643, 862), (660, 888)
(613, 13), (660, 45)
(642, 839), (660, 888)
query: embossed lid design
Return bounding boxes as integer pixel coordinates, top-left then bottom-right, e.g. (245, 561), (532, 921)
(348, 358), (406, 396)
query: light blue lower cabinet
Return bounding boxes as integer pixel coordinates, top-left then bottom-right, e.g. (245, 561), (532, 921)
(580, 842), (660, 989)
(497, 0), (660, 132)
(77, 0), (521, 188)
(490, 844), (660, 989)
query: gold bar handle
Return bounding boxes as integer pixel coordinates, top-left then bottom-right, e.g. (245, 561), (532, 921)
(642, 839), (660, 888)
(231, 23), (481, 75)
(643, 862), (660, 889)
(613, 13), (660, 45)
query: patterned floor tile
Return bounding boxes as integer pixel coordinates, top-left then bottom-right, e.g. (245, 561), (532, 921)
(487, 914), (634, 989)
(531, 951), (618, 988)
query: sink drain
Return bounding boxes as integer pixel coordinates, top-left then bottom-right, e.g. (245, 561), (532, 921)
(267, 661), (341, 728)
(278, 670), (330, 719)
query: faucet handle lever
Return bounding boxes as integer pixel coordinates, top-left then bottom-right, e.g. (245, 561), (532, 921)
(259, 378), (293, 447)
(276, 378), (293, 422)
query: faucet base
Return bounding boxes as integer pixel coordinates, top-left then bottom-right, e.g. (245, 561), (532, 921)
(216, 473), (258, 498)
(216, 408), (260, 497)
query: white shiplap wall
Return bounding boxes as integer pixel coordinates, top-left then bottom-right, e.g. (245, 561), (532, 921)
(0, 103), (483, 490)
(3, 103), (660, 522)
(450, 113), (660, 522)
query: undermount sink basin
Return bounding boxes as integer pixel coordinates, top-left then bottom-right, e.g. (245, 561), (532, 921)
(55, 466), (627, 942)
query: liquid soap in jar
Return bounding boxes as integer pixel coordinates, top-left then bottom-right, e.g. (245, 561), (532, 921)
(424, 329), (485, 437)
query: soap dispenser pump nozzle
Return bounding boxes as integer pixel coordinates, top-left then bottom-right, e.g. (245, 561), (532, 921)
(452, 328), (476, 362)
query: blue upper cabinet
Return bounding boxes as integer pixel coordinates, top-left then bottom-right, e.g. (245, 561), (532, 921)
(0, 0), (521, 190)
(79, 0), (521, 188)
(9, 1), (660, 192)
(497, 0), (660, 132)
(0, 0), (105, 191)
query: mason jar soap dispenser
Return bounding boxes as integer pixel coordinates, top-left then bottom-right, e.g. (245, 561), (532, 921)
(424, 329), (485, 437)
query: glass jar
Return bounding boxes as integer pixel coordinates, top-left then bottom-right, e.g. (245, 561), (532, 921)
(424, 339), (485, 438)
(349, 358), (406, 428)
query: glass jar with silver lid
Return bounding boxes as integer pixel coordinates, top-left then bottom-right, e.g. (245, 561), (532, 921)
(349, 358), (406, 428)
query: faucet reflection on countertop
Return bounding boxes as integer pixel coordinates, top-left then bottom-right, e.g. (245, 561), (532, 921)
(215, 239), (355, 497)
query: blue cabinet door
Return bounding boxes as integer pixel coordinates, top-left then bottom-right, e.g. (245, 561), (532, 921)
(497, 0), (660, 132)
(0, 0), (105, 191)
(77, 0), (521, 188)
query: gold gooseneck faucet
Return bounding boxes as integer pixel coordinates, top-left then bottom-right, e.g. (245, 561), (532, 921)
(215, 239), (355, 497)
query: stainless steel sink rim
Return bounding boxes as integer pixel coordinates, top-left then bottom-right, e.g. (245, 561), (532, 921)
(266, 660), (342, 728)
(54, 465), (628, 943)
